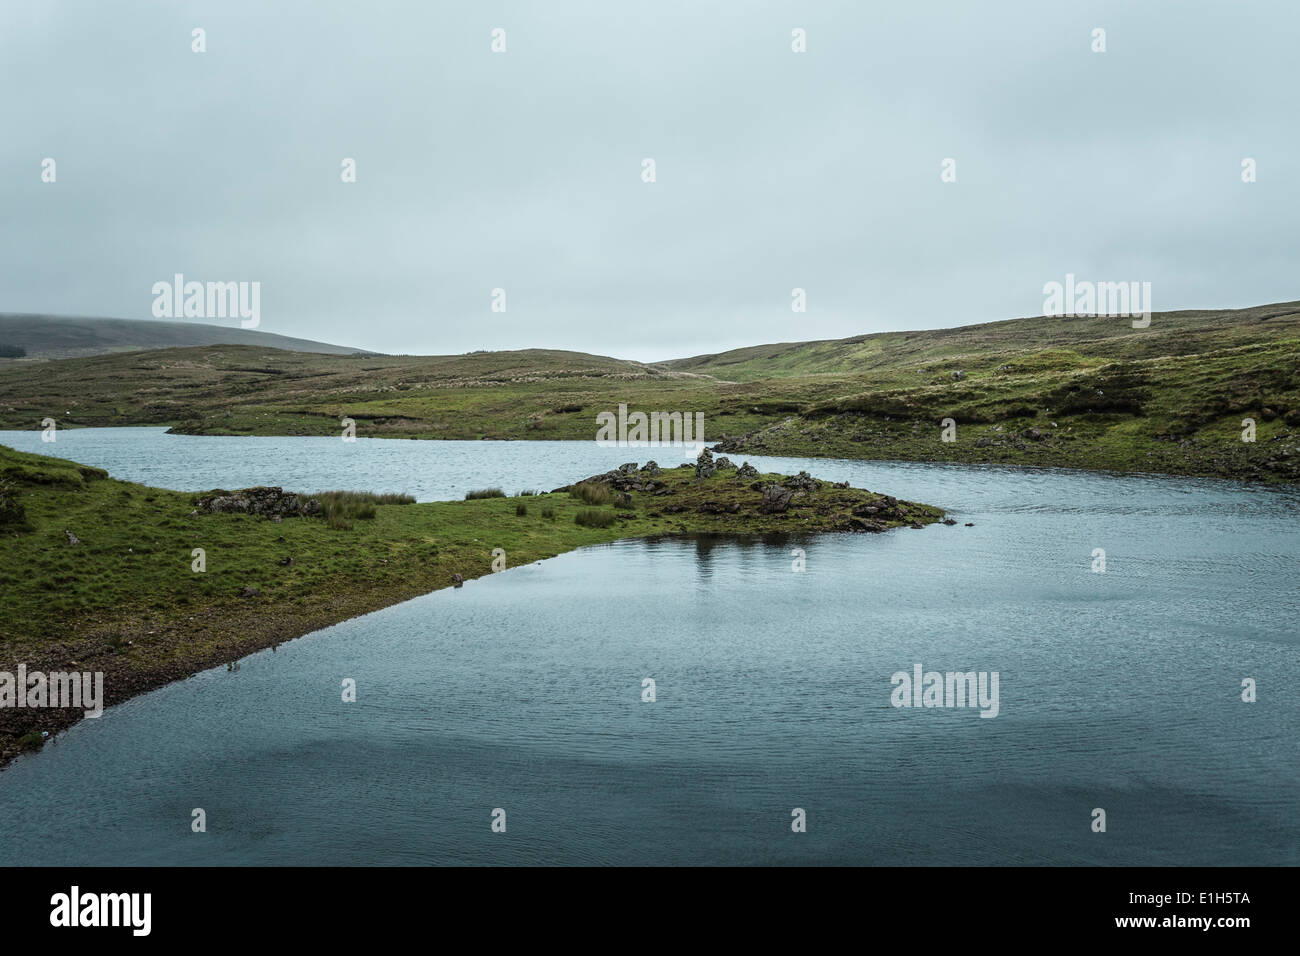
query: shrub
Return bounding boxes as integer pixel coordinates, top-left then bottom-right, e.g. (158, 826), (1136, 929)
(0, 478), (29, 530)
(465, 488), (505, 500)
(569, 481), (612, 505)
(574, 508), (615, 528)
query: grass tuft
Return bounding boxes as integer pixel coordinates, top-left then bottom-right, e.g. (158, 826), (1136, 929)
(569, 481), (612, 505)
(574, 507), (616, 528)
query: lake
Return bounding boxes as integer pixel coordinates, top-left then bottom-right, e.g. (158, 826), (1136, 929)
(0, 428), (1296, 865)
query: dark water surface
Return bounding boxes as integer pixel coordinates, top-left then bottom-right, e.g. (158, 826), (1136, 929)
(0, 429), (1296, 864)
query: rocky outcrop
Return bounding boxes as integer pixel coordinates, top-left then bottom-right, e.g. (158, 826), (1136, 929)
(566, 462), (671, 495)
(736, 462), (759, 479)
(760, 484), (793, 513)
(695, 448), (716, 480)
(196, 487), (321, 519)
(787, 471), (821, 491)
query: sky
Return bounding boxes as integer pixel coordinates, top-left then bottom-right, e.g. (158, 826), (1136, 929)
(2, 0), (1297, 361)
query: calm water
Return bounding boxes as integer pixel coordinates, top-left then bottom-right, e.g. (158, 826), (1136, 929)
(0, 429), (1297, 865)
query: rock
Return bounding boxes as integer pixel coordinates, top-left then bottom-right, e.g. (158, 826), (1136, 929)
(196, 487), (321, 519)
(278, 556), (295, 566)
(1024, 427), (1045, 441)
(964, 522), (974, 527)
(760, 485), (793, 513)
(736, 462), (759, 479)
(909, 522), (924, 529)
(695, 448), (716, 480)
(63, 530), (81, 546)
(640, 461), (661, 476)
(848, 517), (886, 533)
(240, 586), (261, 598)
(452, 573), (464, 588)
(787, 471), (821, 491)
(951, 370), (965, 381)
(975, 437), (995, 448)
(942, 518), (957, 525)
(614, 492), (633, 509)
(714, 456), (735, 470)
(618, 462), (638, 474)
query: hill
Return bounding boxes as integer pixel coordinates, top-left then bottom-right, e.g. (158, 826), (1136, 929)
(0, 301), (1296, 482)
(0, 314), (374, 360)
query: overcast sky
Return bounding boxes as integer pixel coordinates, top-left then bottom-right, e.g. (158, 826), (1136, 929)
(2, 0), (1296, 361)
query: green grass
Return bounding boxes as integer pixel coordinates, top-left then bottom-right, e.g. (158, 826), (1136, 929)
(314, 490), (414, 528)
(574, 507), (615, 528)
(0, 443), (942, 763)
(569, 481), (613, 505)
(464, 488), (505, 500)
(0, 301), (1296, 481)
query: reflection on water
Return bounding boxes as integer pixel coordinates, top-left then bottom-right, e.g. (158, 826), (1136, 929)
(0, 430), (1296, 865)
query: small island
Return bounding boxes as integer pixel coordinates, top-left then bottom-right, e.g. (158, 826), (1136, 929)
(0, 444), (944, 765)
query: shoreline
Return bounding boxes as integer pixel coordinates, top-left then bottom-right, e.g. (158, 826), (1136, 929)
(5, 424), (1296, 488)
(0, 451), (945, 768)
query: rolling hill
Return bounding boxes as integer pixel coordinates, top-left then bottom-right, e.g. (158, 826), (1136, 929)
(0, 301), (1296, 482)
(0, 314), (374, 360)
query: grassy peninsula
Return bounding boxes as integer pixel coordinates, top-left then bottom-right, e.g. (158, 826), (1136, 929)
(0, 444), (943, 765)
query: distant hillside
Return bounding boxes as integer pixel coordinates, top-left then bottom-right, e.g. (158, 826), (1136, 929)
(664, 302), (1300, 382)
(0, 314), (375, 360)
(0, 301), (1295, 482)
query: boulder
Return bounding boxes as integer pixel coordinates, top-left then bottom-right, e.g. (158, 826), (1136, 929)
(695, 448), (716, 480)
(760, 484), (793, 513)
(196, 487), (321, 519)
(787, 471), (821, 491)
(736, 462), (759, 479)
